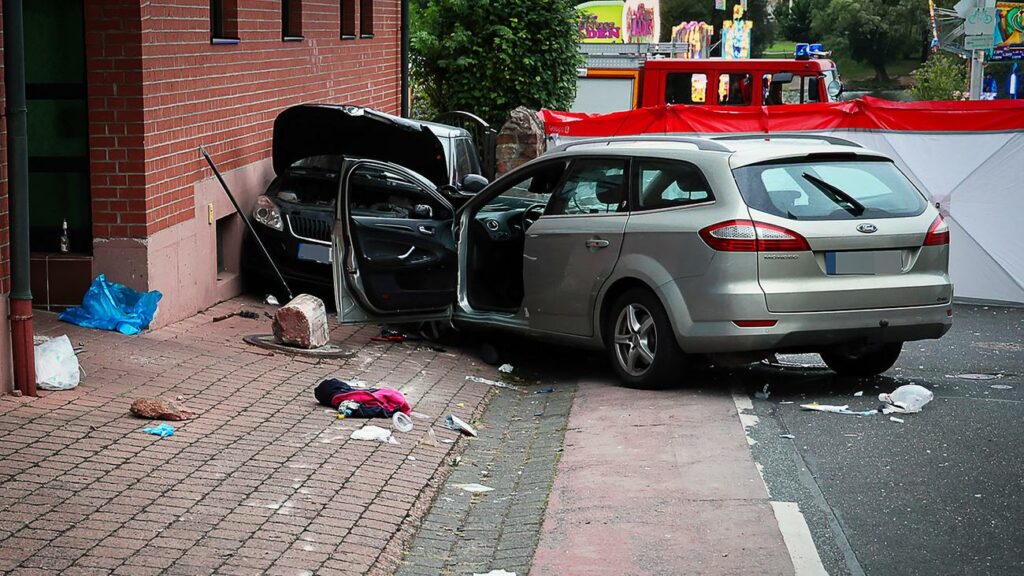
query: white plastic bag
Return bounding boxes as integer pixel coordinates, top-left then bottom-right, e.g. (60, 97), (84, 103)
(879, 384), (933, 413)
(34, 335), (81, 390)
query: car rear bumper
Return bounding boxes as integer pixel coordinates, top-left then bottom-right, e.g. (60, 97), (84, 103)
(674, 302), (952, 354)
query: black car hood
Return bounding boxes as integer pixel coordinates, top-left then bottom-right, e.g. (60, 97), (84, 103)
(272, 104), (448, 186)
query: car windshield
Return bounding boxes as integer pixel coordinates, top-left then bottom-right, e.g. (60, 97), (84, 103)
(732, 159), (927, 221)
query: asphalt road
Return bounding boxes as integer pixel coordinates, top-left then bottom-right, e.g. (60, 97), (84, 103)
(728, 304), (1024, 576)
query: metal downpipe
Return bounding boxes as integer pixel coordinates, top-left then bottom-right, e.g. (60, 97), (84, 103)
(4, 0), (37, 396)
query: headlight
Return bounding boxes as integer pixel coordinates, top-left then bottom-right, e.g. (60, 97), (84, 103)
(253, 195), (283, 231)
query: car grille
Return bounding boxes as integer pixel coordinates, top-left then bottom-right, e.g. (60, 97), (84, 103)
(287, 214), (332, 244)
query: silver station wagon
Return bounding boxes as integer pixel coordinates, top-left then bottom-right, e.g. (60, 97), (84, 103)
(329, 134), (952, 388)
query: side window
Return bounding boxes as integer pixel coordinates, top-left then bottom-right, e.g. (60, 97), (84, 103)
(718, 73), (753, 106)
(453, 138), (480, 184)
(636, 160), (713, 210)
(665, 73), (708, 105)
(763, 74), (823, 105)
(348, 165), (450, 220)
(483, 161), (567, 208)
(546, 159), (628, 216)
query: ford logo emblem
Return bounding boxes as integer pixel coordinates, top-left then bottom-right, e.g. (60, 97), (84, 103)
(856, 223), (878, 234)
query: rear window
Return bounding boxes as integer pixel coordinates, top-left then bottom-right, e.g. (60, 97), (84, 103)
(733, 159), (927, 220)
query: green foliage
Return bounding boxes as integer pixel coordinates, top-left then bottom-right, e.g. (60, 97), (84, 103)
(411, 0), (583, 126)
(659, 0), (773, 56)
(777, 0), (814, 42)
(910, 53), (967, 101)
(810, 0), (926, 81)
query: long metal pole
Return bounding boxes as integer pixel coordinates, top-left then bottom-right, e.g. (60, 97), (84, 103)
(969, 50), (984, 100)
(4, 0), (36, 396)
(199, 147), (294, 301)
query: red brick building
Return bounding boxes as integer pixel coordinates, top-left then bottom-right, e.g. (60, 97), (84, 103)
(0, 0), (403, 392)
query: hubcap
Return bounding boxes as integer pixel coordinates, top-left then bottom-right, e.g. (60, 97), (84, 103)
(613, 303), (657, 377)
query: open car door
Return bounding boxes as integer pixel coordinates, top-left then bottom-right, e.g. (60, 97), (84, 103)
(332, 159), (457, 324)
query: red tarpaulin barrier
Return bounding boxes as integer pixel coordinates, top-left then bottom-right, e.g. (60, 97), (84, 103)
(539, 96), (1024, 137)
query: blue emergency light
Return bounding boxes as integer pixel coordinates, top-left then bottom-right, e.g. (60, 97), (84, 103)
(795, 43), (810, 60)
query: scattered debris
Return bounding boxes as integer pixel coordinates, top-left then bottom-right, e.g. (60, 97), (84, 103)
(890, 416), (905, 424)
(32, 335), (51, 345)
(779, 401), (794, 405)
(59, 274), (162, 335)
(273, 294), (330, 349)
(141, 423), (175, 438)
(35, 335), (81, 391)
(534, 412), (544, 417)
(445, 415), (478, 437)
(130, 397), (194, 421)
(853, 391), (864, 397)
(392, 412), (414, 433)
(371, 328), (422, 343)
(533, 388), (555, 395)
(779, 434), (795, 439)
(350, 425), (398, 444)
(878, 384), (934, 414)
(473, 570), (516, 576)
(212, 310), (259, 322)
(454, 483), (494, 493)
(314, 379), (411, 418)
(498, 364), (514, 374)
(465, 375), (516, 389)
(990, 384), (1013, 390)
(422, 427), (442, 448)
(755, 384), (771, 400)
(265, 294), (280, 306)
(800, 403), (878, 416)
(407, 455), (417, 461)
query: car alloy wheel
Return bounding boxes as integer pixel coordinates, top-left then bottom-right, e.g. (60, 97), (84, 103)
(613, 303), (657, 377)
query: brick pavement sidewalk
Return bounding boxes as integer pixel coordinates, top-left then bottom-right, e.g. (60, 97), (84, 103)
(0, 296), (504, 576)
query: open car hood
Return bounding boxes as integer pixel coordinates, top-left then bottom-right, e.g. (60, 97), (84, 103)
(272, 104), (448, 186)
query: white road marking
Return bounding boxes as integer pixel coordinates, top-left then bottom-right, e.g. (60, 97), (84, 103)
(771, 501), (829, 576)
(732, 390), (829, 575)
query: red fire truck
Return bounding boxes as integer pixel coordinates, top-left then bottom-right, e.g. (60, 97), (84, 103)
(573, 44), (844, 113)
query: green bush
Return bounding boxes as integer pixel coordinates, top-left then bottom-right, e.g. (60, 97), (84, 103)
(910, 53), (967, 101)
(411, 0), (583, 126)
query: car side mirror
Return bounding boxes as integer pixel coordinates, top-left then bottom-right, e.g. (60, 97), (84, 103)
(461, 174), (489, 194)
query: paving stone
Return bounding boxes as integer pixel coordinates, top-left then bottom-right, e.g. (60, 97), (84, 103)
(0, 296), (511, 575)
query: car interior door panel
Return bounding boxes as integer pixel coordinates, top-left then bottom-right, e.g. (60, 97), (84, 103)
(337, 160), (456, 316)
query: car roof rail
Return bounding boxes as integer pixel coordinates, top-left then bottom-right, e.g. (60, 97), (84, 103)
(549, 135), (732, 154)
(711, 133), (863, 148)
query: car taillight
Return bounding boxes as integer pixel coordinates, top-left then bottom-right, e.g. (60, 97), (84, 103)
(699, 220), (810, 252)
(924, 214), (949, 246)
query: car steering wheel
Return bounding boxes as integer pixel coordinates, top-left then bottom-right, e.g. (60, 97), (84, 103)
(521, 204), (546, 230)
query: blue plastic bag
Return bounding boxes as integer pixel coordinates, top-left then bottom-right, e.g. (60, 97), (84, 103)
(141, 423), (175, 437)
(59, 274), (162, 335)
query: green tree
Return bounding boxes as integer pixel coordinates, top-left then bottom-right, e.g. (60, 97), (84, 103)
(411, 0), (582, 126)
(777, 0), (814, 42)
(811, 0), (925, 81)
(910, 53), (967, 100)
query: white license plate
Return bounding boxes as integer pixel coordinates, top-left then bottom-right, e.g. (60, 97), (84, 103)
(297, 243), (332, 263)
(825, 250), (902, 275)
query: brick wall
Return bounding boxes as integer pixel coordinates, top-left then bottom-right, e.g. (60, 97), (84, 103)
(136, 0), (402, 236)
(85, 2), (148, 240)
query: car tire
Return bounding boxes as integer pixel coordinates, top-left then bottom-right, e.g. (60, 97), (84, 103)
(606, 288), (684, 389)
(820, 342), (903, 377)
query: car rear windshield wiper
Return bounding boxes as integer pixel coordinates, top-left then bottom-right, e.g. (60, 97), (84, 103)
(801, 172), (865, 216)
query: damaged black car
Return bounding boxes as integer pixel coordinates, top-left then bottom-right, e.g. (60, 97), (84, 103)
(241, 105), (487, 298)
